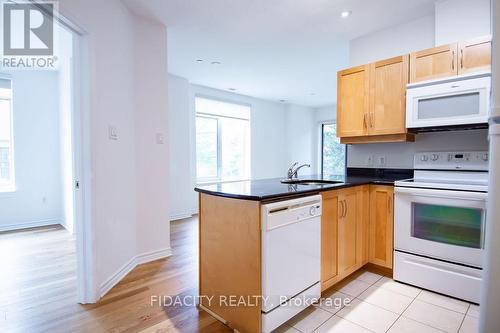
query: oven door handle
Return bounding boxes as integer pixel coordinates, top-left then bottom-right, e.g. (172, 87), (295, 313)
(395, 186), (488, 201)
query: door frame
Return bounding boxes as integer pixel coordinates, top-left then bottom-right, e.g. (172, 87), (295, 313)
(54, 10), (97, 303)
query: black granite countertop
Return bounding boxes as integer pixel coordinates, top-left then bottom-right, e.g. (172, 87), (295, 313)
(194, 168), (413, 202)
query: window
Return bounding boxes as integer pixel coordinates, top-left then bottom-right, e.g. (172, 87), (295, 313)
(195, 97), (251, 182)
(321, 123), (346, 176)
(0, 78), (14, 191)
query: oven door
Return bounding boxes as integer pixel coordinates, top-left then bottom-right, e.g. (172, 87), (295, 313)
(406, 76), (490, 128)
(394, 186), (487, 267)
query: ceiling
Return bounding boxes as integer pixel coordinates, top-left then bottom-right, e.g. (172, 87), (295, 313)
(124, 0), (436, 107)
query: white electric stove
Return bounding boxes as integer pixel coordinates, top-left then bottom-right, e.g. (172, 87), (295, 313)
(394, 151), (489, 303)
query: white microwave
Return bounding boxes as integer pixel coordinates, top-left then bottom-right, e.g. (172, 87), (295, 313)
(406, 72), (491, 129)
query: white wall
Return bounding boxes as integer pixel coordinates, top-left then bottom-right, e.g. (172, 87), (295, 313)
(168, 75), (196, 220)
(349, 15), (435, 66)
(435, 0), (491, 45)
(0, 71), (62, 231)
(348, 129), (489, 169)
(134, 17), (170, 257)
(58, 25), (75, 234)
(59, 0), (171, 300)
(285, 104), (316, 173)
(347, 0), (491, 168)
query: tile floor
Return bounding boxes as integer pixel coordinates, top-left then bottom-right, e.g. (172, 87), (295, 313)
(273, 270), (479, 333)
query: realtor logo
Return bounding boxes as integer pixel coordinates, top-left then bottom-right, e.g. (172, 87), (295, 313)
(3, 2), (54, 55)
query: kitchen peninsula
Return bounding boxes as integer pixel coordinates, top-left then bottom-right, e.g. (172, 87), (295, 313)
(195, 168), (412, 332)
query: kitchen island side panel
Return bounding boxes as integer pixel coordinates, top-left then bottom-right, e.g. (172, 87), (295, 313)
(199, 193), (262, 333)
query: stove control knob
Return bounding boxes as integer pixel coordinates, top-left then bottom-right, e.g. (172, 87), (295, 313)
(431, 154), (439, 161)
(420, 155), (429, 162)
(309, 206), (317, 216)
(482, 153), (489, 162)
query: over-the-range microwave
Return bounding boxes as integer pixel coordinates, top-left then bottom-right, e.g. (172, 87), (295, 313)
(406, 72), (491, 131)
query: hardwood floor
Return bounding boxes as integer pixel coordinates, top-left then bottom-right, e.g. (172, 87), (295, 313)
(0, 218), (231, 333)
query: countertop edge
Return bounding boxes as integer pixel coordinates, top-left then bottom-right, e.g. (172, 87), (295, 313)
(195, 179), (396, 202)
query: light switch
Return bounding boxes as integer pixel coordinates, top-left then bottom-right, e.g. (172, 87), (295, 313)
(108, 125), (118, 140)
(156, 133), (165, 144)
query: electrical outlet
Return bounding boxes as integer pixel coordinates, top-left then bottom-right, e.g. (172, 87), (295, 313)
(366, 155), (374, 167)
(376, 155), (387, 167)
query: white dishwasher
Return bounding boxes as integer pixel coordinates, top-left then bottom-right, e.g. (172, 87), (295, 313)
(261, 195), (322, 333)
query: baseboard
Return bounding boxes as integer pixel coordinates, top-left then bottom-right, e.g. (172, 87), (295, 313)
(170, 209), (198, 221)
(99, 247), (173, 298)
(60, 220), (75, 235)
(0, 219), (62, 233)
(135, 247), (173, 265)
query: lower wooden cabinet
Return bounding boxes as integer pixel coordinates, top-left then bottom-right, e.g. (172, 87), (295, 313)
(321, 185), (369, 291)
(321, 185), (392, 291)
(368, 185), (394, 269)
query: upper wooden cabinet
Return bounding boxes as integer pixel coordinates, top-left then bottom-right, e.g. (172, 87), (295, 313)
(369, 185), (394, 269)
(337, 65), (370, 138)
(458, 36), (492, 75)
(337, 57), (413, 144)
(410, 44), (458, 83)
(369, 55), (409, 136)
(410, 36), (491, 83)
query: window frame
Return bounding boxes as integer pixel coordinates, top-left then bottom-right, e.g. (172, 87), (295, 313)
(320, 121), (347, 177)
(0, 76), (15, 192)
(195, 96), (251, 184)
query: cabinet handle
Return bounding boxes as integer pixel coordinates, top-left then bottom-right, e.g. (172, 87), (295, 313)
(344, 200), (348, 218)
(363, 113), (367, 130)
(339, 200), (344, 219)
(452, 50), (455, 70)
(370, 113), (374, 128)
(460, 49), (464, 69)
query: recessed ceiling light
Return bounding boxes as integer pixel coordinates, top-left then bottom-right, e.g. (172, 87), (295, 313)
(228, 88), (237, 91)
(341, 10), (352, 18)
(211, 61), (221, 65)
(279, 99), (287, 103)
(310, 92), (316, 96)
(196, 59), (203, 63)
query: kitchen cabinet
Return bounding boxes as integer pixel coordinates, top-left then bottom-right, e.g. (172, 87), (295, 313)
(321, 186), (369, 291)
(338, 187), (358, 275)
(337, 58), (413, 144)
(410, 36), (491, 83)
(409, 44), (458, 83)
(320, 190), (339, 287)
(337, 65), (370, 138)
(369, 185), (394, 269)
(458, 36), (492, 75)
(368, 55), (409, 136)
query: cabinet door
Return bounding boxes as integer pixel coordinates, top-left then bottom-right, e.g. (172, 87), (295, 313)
(458, 36), (491, 75)
(369, 185), (394, 269)
(369, 55), (409, 136)
(356, 185), (370, 266)
(321, 191), (339, 289)
(410, 44), (458, 83)
(338, 188), (358, 275)
(337, 65), (370, 137)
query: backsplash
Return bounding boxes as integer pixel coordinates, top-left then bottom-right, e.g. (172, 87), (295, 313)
(347, 129), (489, 169)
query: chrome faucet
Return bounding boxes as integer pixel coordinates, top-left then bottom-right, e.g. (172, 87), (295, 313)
(286, 162), (311, 180)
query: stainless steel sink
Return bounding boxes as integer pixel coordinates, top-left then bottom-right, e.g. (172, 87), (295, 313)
(280, 179), (342, 185)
